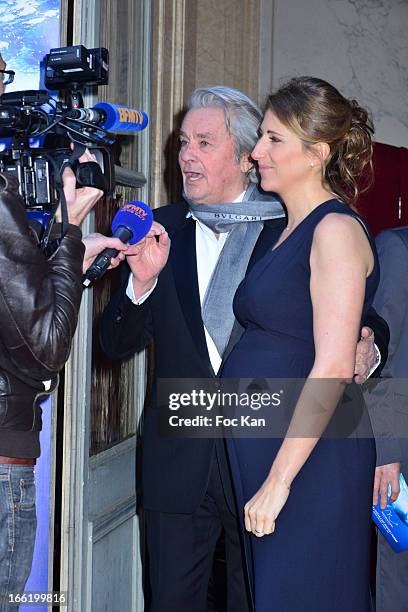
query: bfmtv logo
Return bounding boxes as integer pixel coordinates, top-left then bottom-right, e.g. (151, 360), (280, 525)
(122, 202), (150, 221)
(111, 200), (153, 245)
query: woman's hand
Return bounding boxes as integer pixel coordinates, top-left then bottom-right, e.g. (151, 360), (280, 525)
(373, 462), (400, 509)
(244, 470), (291, 537)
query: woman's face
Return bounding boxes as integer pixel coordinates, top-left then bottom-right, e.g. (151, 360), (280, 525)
(251, 110), (316, 196)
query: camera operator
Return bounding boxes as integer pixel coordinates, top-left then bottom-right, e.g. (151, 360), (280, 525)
(0, 165), (129, 609)
(0, 52), (128, 607)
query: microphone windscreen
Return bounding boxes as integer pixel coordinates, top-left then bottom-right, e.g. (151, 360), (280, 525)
(111, 200), (153, 244)
(94, 102), (149, 132)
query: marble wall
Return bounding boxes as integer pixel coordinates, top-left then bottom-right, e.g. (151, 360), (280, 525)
(151, 0), (261, 203)
(270, 0), (408, 147)
(195, 0), (260, 96)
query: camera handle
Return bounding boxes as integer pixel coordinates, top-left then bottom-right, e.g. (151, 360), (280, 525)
(68, 85), (84, 110)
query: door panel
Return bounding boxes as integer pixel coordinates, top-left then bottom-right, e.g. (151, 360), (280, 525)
(60, 1), (151, 610)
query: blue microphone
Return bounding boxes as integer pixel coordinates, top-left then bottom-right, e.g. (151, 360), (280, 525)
(94, 103), (148, 132)
(83, 200), (153, 287)
(68, 102), (148, 133)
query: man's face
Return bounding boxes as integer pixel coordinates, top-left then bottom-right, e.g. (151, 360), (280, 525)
(178, 107), (249, 205)
(0, 55), (6, 96)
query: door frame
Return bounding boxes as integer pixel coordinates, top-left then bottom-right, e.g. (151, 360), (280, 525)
(59, 1), (151, 609)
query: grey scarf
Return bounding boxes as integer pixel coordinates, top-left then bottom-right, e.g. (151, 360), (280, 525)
(187, 183), (285, 359)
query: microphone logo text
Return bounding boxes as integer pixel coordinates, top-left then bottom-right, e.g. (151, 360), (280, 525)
(122, 203), (149, 220)
(117, 107), (145, 124)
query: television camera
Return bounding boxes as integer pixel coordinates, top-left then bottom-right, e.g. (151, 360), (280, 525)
(0, 45), (147, 247)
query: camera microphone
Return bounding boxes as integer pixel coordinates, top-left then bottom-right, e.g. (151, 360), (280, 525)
(82, 200), (153, 287)
(68, 102), (148, 133)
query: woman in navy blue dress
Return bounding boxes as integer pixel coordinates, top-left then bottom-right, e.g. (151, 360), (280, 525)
(222, 77), (378, 611)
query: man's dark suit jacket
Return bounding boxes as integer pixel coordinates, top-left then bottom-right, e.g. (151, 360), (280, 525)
(369, 227), (408, 467)
(100, 199), (389, 514)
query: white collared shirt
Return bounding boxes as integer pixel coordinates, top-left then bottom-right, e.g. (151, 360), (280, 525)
(126, 191), (246, 373)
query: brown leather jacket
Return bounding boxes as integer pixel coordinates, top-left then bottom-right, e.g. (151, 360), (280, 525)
(0, 173), (85, 458)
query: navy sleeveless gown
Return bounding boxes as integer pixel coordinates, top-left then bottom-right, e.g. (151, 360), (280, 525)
(222, 199), (379, 612)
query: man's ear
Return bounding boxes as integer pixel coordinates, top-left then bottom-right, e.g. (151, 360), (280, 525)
(240, 154), (253, 175)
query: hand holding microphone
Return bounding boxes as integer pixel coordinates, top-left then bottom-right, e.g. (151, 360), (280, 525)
(82, 221), (169, 287)
(83, 200), (155, 286)
(82, 233), (128, 274)
(82, 201), (170, 289)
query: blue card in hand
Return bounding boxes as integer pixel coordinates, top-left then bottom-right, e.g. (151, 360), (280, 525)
(372, 474), (408, 552)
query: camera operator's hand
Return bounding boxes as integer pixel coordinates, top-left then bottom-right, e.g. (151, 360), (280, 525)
(61, 149), (104, 226)
(82, 233), (128, 273)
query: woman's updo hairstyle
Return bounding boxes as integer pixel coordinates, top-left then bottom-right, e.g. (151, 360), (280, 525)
(265, 77), (374, 206)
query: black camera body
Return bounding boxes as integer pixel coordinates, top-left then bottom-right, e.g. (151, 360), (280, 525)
(0, 145), (113, 208)
(0, 45), (114, 238)
(44, 46), (109, 89)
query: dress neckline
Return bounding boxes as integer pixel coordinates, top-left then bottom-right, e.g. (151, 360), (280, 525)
(271, 198), (343, 253)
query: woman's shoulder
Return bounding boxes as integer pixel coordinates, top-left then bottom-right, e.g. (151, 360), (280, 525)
(314, 207), (364, 239)
(312, 206), (374, 265)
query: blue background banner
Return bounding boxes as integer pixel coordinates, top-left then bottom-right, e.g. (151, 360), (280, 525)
(0, 0), (59, 91)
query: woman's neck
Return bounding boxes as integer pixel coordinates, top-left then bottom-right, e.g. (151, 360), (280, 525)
(282, 184), (335, 231)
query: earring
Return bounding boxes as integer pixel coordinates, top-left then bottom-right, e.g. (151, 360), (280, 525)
(310, 162), (314, 168)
